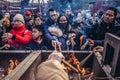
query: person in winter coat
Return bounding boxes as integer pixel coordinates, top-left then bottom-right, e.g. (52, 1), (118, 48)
(34, 14), (44, 34)
(1, 14), (32, 50)
(0, 13), (12, 48)
(24, 25), (48, 50)
(71, 15), (87, 50)
(2, 12), (12, 32)
(87, 7), (120, 47)
(24, 10), (34, 31)
(43, 8), (60, 49)
(65, 9), (73, 24)
(57, 14), (75, 50)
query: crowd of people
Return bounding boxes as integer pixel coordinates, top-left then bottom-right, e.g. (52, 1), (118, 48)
(0, 6), (120, 80)
(0, 7), (120, 51)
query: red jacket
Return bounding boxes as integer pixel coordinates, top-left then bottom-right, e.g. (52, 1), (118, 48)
(7, 24), (32, 49)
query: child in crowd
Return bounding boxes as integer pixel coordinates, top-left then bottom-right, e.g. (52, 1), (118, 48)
(24, 25), (48, 50)
(34, 15), (43, 26)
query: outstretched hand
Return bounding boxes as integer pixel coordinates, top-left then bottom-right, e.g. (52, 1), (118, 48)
(87, 39), (94, 46)
(93, 46), (104, 53)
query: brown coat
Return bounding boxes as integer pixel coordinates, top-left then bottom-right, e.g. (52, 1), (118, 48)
(36, 60), (69, 80)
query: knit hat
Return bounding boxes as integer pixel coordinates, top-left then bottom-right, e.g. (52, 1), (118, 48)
(36, 60), (69, 80)
(13, 14), (25, 23)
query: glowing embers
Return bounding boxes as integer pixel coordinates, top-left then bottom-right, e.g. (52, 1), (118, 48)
(0, 58), (20, 80)
(62, 52), (94, 80)
(7, 59), (19, 74)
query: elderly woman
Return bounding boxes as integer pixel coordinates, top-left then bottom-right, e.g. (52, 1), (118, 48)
(1, 14), (32, 50)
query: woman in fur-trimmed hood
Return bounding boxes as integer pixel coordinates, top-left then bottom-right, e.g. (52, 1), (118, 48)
(57, 14), (72, 39)
(48, 14), (74, 50)
(57, 15), (76, 50)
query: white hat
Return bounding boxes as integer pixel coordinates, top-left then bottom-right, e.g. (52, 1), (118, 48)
(13, 14), (25, 23)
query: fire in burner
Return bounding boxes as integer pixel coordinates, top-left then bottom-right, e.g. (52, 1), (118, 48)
(0, 58), (20, 80)
(7, 59), (19, 74)
(62, 52), (94, 80)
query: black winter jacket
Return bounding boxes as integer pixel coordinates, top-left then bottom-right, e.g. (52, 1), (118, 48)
(88, 20), (120, 46)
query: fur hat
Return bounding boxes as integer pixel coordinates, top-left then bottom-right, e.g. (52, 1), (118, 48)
(36, 60), (69, 80)
(13, 14), (25, 23)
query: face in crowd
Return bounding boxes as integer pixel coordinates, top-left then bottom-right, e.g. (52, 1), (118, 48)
(59, 16), (67, 23)
(35, 17), (42, 26)
(77, 17), (82, 23)
(24, 10), (32, 20)
(103, 10), (115, 24)
(32, 28), (42, 39)
(25, 14), (32, 20)
(77, 12), (82, 18)
(65, 9), (71, 16)
(58, 15), (68, 28)
(14, 20), (23, 27)
(49, 11), (57, 21)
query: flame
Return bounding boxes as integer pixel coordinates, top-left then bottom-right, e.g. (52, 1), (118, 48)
(7, 60), (14, 74)
(62, 52), (94, 79)
(62, 52), (86, 76)
(81, 68), (85, 76)
(7, 59), (19, 74)
(87, 72), (94, 80)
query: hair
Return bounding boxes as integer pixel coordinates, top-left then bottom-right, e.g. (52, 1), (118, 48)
(57, 14), (69, 24)
(57, 14), (70, 32)
(48, 8), (56, 13)
(107, 7), (118, 18)
(34, 14), (43, 21)
(47, 8), (56, 18)
(32, 25), (43, 32)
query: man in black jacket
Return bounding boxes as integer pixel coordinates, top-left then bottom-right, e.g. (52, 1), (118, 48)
(87, 7), (120, 47)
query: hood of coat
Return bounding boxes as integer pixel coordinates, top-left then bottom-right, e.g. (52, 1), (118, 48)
(48, 25), (63, 37)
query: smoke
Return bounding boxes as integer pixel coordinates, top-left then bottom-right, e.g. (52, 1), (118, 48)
(51, 0), (89, 14)
(44, 0), (118, 20)
(21, 0), (30, 13)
